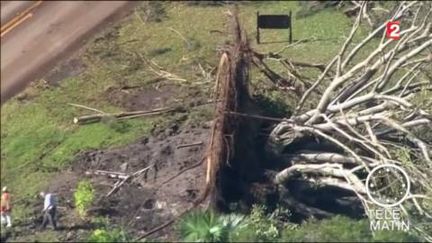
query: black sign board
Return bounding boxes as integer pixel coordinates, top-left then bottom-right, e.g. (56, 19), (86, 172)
(258, 15), (291, 29)
(257, 11), (292, 44)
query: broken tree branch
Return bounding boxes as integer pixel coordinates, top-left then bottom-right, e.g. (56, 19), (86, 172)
(105, 164), (155, 198)
(73, 107), (177, 125)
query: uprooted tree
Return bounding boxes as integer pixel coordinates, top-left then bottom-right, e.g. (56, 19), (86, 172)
(204, 1), (431, 241)
(138, 2), (431, 240)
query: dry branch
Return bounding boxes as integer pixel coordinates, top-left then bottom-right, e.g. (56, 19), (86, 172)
(69, 103), (106, 114)
(176, 141), (204, 149)
(73, 107), (177, 125)
(274, 163), (367, 194)
(283, 152), (378, 165)
(105, 164), (154, 198)
(85, 170), (128, 180)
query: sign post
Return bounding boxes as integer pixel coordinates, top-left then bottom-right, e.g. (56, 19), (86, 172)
(257, 11), (292, 44)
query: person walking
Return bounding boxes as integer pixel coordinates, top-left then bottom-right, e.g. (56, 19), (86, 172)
(40, 191), (57, 230)
(0, 186), (12, 228)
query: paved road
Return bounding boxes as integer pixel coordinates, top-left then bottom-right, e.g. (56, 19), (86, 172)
(1, 1), (134, 105)
(1, 1), (35, 24)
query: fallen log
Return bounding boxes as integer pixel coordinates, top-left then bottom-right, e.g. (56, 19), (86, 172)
(73, 99), (220, 125)
(95, 170), (126, 175)
(85, 170), (128, 180)
(73, 107), (176, 125)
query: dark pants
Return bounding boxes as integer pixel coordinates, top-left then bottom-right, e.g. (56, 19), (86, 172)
(41, 207), (57, 230)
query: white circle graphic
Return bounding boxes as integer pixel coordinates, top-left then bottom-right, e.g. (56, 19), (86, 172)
(365, 164), (410, 208)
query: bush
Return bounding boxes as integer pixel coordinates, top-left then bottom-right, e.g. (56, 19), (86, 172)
(88, 228), (129, 242)
(178, 205), (292, 242)
(178, 210), (246, 242)
(230, 205), (281, 242)
(74, 180), (95, 218)
(178, 210), (228, 242)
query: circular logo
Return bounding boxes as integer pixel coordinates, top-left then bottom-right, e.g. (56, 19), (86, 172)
(365, 164), (410, 208)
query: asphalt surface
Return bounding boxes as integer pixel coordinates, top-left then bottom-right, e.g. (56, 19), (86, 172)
(1, 1), (134, 105)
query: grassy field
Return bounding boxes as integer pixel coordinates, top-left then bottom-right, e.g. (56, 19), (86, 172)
(1, 1), (364, 227)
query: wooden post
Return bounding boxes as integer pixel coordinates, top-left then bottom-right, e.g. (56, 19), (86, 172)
(256, 11), (260, 44)
(289, 11), (293, 44)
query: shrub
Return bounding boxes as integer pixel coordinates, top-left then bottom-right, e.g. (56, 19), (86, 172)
(178, 205), (293, 242)
(88, 228), (129, 242)
(231, 205), (280, 242)
(178, 210), (228, 242)
(178, 210), (246, 242)
(74, 180), (95, 218)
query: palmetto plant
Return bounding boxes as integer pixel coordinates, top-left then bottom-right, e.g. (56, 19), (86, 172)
(178, 210), (245, 242)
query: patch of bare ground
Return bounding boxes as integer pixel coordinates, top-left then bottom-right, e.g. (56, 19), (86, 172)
(42, 124), (210, 241)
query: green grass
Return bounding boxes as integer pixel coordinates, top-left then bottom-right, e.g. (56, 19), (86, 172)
(1, 1), (361, 227)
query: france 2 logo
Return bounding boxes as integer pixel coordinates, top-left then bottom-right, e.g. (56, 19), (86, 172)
(386, 21), (400, 40)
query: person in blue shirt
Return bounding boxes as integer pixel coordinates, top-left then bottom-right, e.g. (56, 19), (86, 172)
(40, 191), (57, 230)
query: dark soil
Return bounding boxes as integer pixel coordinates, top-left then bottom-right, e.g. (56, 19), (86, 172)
(5, 124), (210, 242)
(70, 124), (209, 240)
